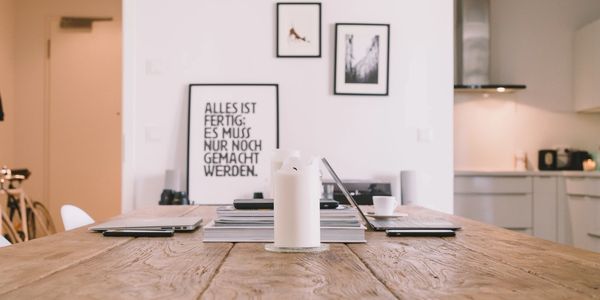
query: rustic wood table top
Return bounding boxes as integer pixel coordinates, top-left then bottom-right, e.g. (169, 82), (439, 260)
(0, 205), (599, 299)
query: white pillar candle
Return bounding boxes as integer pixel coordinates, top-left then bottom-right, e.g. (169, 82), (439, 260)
(270, 149), (300, 198)
(273, 157), (321, 248)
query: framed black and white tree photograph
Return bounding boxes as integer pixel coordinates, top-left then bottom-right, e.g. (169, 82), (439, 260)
(187, 84), (279, 204)
(277, 2), (321, 58)
(334, 23), (390, 95)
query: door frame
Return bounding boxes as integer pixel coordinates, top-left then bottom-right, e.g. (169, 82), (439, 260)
(43, 16), (124, 220)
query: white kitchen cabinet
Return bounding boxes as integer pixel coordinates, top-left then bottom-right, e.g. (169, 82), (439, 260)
(454, 194), (532, 229)
(455, 171), (600, 251)
(556, 177), (573, 245)
(455, 176), (531, 194)
(567, 194), (595, 251)
(565, 176), (600, 197)
(589, 196), (600, 252)
(455, 175), (533, 232)
(566, 175), (600, 252)
(574, 18), (600, 112)
(533, 176), (558, 241)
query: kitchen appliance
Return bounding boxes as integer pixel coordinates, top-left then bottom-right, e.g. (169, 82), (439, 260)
(454, 0), (526, 93)
(563, 150), (593, 170)
(538, 150), (558, 170)
(538, 149), (592, 171)
(514, 150), (528, 171)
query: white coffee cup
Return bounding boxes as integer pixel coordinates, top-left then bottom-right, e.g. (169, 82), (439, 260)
(372, 196), (398, 215)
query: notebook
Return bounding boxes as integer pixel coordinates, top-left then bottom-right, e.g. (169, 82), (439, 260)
(88, 216), (203, 232)
(203, 205), (366, 243)
(321, 158), (461, 231)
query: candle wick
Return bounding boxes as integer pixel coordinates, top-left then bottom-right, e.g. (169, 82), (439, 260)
(293, 167), (298, 171)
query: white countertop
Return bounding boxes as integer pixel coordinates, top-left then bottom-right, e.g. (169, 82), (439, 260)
(455, 170), (600, 177)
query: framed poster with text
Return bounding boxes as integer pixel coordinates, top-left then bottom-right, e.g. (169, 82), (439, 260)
(187, 84), (279, 204)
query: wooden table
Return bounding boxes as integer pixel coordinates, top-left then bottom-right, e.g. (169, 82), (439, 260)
(0, 205), (599, 299)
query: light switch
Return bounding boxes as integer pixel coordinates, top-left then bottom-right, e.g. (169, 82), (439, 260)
(145, 59), (166, 75)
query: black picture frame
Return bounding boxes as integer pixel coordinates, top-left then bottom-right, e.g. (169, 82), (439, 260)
(276, 2), (322, 58)
(334, 23), (390, 96)
(187, 83), (279, 204)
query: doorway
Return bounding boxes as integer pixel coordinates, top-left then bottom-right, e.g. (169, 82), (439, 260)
(46, 16), (121, 230)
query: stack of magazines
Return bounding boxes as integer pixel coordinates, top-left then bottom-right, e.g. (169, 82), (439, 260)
(203, 205), (366, 243)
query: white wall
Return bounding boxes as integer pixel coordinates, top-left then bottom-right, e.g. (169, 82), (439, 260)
(455, 0), (600, 171)
(123, 0), (454, 213)
(0, 0), (16, 167)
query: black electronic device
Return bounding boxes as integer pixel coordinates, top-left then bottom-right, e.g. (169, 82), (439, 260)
(563, 150), (592, 170)
(159, 189), (174, 205)
(102, 229), (175, 237)
(233, 198), (339, 210)
(386, 229), (455, 237)
(324, 181), (392, 205)
(159, 190), (190, 205)
(538, 149), (558, 170)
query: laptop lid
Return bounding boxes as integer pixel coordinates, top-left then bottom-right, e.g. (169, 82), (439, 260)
(368, 219), (461, 231)
(89, 216), (203, 232)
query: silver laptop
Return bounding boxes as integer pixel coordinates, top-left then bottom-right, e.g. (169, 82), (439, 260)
(89, 216), (203, 232)
(321, 158), (460, 231)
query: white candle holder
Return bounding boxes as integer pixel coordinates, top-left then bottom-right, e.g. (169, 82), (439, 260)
(269, 149), (300, 198)
(265, 155), (329, 253)
(264, 243), (329, 253)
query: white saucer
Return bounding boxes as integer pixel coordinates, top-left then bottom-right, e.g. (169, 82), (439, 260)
(366, 212), (408, 219)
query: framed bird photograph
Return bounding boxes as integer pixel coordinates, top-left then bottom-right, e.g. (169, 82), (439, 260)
(276, 3), (321, 58)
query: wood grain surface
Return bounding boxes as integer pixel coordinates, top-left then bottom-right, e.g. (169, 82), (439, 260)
(3, 224), (232, 298)
(390, 206), (600, 298)
(350, 233), (587, 299)
(1, 205), (599, 299)
(0, 205), (198, 295)
(201, 243), (395, 299)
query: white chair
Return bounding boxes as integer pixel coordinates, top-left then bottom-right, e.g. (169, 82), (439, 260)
(0, 236), (11, 248)
(61, 204), (95, 231)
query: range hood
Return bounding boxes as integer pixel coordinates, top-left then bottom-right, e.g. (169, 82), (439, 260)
(454, 0), (526, 93)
